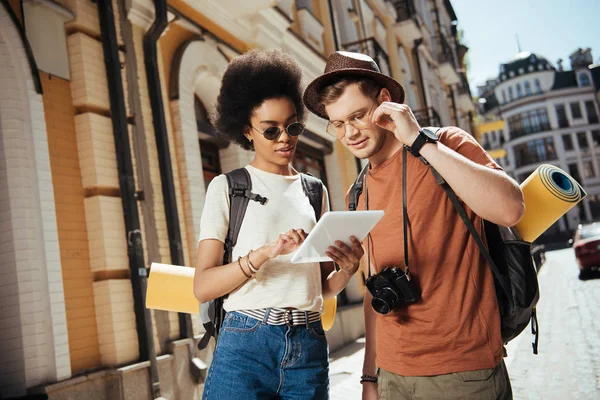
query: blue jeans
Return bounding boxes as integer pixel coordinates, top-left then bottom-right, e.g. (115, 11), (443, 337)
(202, 311), (330, 400)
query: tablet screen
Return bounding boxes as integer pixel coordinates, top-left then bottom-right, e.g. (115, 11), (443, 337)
(290, 210), (384, 264)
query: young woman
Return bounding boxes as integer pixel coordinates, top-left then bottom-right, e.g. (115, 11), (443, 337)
(194, 49), (364, 400)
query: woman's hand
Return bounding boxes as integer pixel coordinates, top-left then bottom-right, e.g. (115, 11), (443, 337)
(326, 236), (364, 276)
(263, 228), (308, 259)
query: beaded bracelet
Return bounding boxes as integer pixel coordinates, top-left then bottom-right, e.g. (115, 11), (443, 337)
(360, 374), (378, 384)
(237, 257), (252, 279)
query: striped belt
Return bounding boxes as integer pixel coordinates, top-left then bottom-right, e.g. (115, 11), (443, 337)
(237, 308), (321, 327)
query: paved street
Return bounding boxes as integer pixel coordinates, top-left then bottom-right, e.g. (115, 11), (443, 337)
(329, 249), (600, 399)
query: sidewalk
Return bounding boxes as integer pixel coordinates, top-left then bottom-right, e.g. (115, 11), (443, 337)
(329, 338), (366, 399)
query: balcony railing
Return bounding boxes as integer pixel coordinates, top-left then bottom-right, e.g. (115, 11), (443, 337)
(434, 35), (456, 68)
(342, 37), (390, 76)
(390, 0), (418, 23)
(457, 72), (470, 95)
(413, 107), (441, 128)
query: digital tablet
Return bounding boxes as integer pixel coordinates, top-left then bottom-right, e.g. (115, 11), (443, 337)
(290, 210), (384, 264)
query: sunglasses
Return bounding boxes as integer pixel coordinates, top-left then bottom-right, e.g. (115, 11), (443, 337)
(251, 122), (305, 140)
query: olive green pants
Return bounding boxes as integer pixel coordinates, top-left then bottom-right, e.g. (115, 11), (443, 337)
(378, 361), (512, 400)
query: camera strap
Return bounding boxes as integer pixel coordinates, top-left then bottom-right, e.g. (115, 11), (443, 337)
(363, 146), (411, 278)
(402, 146), (410, 273)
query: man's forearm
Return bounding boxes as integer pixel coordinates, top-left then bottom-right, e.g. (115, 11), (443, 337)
(363, 291), (377, 375)
(419, 141), (525, 227)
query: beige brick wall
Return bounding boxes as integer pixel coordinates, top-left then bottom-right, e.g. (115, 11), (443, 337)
(67, 32), (130, 116)
(93, 280), (139, 366)
(61, 0), (124, 46)
(84, 196), (128, 272)
(132, 25), (171, 265)
(75, 113), (118, 188)
(41, 73), (101, 374)
(1, 7), (71, 396)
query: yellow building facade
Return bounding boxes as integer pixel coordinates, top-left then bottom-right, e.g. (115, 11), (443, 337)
(0, 0), (474, 398)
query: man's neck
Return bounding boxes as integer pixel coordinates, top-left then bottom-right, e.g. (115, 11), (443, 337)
(368, 132), (403, 168)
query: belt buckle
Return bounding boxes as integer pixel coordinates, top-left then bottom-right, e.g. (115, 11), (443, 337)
(284, 310), (294, 327)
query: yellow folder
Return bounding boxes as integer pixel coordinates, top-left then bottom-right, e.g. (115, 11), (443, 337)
(514, 164), (586, 242)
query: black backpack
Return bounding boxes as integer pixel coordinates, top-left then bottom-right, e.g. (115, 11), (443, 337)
(348, 129), (540, 354)
(198, 168), (324, 349)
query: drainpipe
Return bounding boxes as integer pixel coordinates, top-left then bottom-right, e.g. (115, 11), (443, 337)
(327, 0), (340, 51)
(449, 86), (458, 126)
(413, 39), (428, 110)
(327, 0), (362, 176)
(96, 1), (161, 398)
(143, 0), (193, 341)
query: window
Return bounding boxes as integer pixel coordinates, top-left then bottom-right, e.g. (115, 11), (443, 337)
(562, 134), (574, 151)
(507, 108), (551, 139)
(293, 142), (328, 187)
(588, 194), (600, 220)
(592, 130), (600, 146)
(481, 133), (490, 150)
(508, 87), (514, 101)
(524, 81), (532, 96)
(555, 104), (569, 128)
(579, 73), (591, 86)
(571, 102), (583, 119)
(583, 161), (595, 179)
(585, 101), (599, 124)
(514, 137), (557, 168)
(568, 163), (581, 183)
(516, 83), (523, 98)
(534, 79), (541, 93)
(502, 90), (507, 103)
(200, 141), (222, 188)
(577, 132), (589, 150)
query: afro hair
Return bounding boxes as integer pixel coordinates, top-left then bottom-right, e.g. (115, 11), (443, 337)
(211, 49), (305, 150)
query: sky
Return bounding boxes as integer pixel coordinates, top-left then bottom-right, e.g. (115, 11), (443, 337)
(451, 0), (600, 94)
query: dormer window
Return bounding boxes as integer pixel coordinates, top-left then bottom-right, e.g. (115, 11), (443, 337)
(579, 73), (591, 87)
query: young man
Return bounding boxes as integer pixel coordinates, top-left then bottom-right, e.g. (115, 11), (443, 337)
(303, 51), (524, 399)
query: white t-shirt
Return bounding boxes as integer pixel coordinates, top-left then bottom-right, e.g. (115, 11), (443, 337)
(198, 165), (329, 313)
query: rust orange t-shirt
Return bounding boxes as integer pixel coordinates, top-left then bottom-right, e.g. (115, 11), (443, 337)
(357, 127), (504, 377)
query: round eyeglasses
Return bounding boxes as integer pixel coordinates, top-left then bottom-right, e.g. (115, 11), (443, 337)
(326, 106), (375, 138)
(251, 122), (305, 140)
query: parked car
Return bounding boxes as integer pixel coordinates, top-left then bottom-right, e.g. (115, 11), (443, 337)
(573, 222), (600, 279)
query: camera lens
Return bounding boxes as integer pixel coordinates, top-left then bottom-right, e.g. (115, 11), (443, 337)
(371, 288), (399, 314)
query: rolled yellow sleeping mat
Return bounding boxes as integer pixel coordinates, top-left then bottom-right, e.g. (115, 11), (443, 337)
(146, 263), (198, 314)
(321, 298), (337, 331)
(146, 262), (337, 331)
(514, 164), (586, 242)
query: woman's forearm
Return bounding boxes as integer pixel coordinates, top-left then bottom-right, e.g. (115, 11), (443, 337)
(194, 243), (271, 303)
(322, 269), (353, 299)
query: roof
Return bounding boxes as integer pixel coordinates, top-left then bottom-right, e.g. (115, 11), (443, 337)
(443, 0), (458, 22)
(551, 71), (578, 90)
(498, 52), (554, 82)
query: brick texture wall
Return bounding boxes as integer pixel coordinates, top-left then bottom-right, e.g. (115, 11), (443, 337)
(1, 6), (70, 397)
(41, 72), (100, 374)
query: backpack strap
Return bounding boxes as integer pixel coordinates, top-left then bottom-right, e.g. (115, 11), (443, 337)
(427, 165), (512, 302)
(198, 168), (267, 349)
(348, 163), (369, 211)
(300, 173), (323, 221)
(223, 168), (268, 263)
